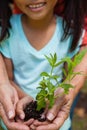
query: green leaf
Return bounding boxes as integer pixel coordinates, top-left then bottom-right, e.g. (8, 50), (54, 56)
(54, 60), (64, 67)
(36, 98), (46, 111)
(46, 81), (55, 92)
(51, 75), (59, 82)
(60, 83), (73, 94)
(48, 95), (55, 108)
(74, 49), (87, 66)
(62, 68), (67, 77)
(40, 72), (50, 77)
(51, 53), (57, 65)
(62, 57), (73, 72)
(38, 82), (46, 89)
(45, 55), (53, 66)
(45, 53), (58, 67)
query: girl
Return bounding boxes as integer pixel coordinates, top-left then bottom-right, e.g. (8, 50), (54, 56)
(0, 0), (87, 130)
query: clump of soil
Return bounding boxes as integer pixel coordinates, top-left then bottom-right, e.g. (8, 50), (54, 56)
(24, 101), (46, 122)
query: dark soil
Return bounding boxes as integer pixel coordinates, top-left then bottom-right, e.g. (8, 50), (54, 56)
(24, 101), (46, 122)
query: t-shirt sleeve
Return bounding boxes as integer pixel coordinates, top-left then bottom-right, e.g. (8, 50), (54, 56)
(67, 30), (85, 58)
(0, 38), (11, 58)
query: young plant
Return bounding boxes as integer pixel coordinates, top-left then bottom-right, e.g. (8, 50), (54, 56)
(36, 50), (87, 111)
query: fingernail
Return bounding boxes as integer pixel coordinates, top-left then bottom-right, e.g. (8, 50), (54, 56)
(24, 128), (28, 130)
(23, 128), (28, 130)
(20, 114), (25, 119)
(8, 110), (14, 119)
(47, 113), (54, 121)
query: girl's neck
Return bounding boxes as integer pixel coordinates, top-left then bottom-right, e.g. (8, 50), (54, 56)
(21, 13), (57, 50)
(22, 12), (55, 31)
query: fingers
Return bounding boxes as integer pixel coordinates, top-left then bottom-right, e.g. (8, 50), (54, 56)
(33, 120), (49, 126)
(50, 103), (70, 130)
(7, 87), (19, 119)
(1, 95), (16, 119)
(30, 120), (49, 130)
(35, 104), (70, 130)
(16, 96), (33, 120)
(46, 97), (64, 121)
(36, 123), (58, 130)
(12, 87), (19, 109)
(31, 89), (72, 130)
(0, 84), (19, 119)
(0, 103), (30, 130)
(24, 118), (34, 125)
(39, 97), (71, 130)
(16, 98), (26, 120)
(46, 88), (65, 121)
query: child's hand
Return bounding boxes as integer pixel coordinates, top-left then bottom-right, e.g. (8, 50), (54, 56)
(16, 95), (34, 121)
(46, 87), (66, 121)
(46, 87), (75, 122)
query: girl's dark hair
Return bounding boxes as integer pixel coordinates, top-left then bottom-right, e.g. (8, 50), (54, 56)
(0, 0), (87, 51)
(55, 0), (87, 51)
(0, 0), (12, 41)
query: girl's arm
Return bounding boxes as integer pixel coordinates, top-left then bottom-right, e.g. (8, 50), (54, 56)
(0, 54), (18, 119)
(0, 54), (33, 130)
(0, 54), (10, 84)
(70, 45), (87, 96)
(3, 55), (34, 122)
(3, 56), (29, 99)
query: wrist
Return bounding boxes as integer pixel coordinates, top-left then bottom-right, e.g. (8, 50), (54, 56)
(69, 87), (78, 101)
(0, 81), (11, 88)
(10, 80), (28, 99)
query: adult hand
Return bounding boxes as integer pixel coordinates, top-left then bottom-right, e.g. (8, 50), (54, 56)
(30, 88), (75, 130)
(0, 102), (30, 130)
(0, 82), (19, 119)
(0, 54), (18, 119)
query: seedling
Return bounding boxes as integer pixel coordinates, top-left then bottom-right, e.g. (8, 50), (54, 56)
(36, 50), (87, 111)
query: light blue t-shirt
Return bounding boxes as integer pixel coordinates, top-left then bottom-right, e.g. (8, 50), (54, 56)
(0, 14), (84, 130)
